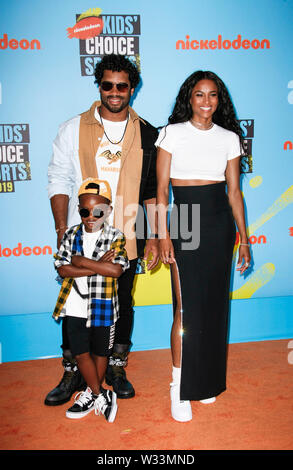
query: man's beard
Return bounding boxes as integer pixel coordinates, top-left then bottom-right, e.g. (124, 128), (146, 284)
(101, 92), (131, 114)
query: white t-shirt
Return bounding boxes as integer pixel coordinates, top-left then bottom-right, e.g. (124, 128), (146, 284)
(155, 121), (241, 181)
(95, 109), (128, 224)
(63, 227), (102, 319)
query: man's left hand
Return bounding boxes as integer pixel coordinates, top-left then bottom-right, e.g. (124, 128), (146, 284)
(143, 239), (160, 270)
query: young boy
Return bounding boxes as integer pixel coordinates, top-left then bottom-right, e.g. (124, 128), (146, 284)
(52, 178), (129, 422)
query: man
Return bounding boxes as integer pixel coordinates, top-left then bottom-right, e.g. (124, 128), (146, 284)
(46, 54), (159, 405)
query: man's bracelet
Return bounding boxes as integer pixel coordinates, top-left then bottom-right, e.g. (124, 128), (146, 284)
(149, 233), (159, 239)
(56, 226), (68, 233)
(239, 243), (250, 246)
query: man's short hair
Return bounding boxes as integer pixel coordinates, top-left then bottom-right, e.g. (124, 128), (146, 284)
(94, 54), (140, 89)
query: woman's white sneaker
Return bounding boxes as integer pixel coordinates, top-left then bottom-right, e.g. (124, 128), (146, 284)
(170, 382), (192, 422)
(200, 397), (216, 404)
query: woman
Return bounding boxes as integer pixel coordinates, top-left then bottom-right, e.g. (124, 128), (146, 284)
(156, 71), (251, 422)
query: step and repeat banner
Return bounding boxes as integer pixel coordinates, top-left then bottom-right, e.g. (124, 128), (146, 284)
(0, 0), (292, 360)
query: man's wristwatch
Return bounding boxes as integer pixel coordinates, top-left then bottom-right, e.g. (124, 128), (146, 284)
(149, 233), (159, 239)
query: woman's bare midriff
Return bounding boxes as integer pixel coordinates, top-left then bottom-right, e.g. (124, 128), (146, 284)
(171, 178), (222, 186)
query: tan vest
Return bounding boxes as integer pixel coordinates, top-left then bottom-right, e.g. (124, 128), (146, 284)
(78, 101), (143, 260)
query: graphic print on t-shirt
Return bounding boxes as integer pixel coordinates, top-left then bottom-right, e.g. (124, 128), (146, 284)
(99, 149), (122, 164)
(95, 111), (128, 224)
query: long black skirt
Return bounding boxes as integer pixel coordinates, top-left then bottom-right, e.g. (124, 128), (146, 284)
(170, 182), (236, 401)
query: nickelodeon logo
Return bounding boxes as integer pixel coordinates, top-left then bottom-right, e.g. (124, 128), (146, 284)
(284, 141), (293, 150)
(176, 34), (270, 51)
(235, 233), (267, 245)
(0, 243), (52, 258)
(0, 34), (41, 50)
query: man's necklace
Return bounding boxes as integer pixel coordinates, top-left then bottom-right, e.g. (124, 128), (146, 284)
(100, 112), (129, 145)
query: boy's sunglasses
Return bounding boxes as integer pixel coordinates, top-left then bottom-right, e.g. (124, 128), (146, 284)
(100, 81), (129, 93)
(79, 208), (104, 219)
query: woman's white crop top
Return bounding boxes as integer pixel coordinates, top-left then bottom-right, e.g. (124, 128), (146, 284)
(155, 121), (241, 181)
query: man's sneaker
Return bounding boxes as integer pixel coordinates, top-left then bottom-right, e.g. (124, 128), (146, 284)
(66, 387), (96, 419)
(94, 388), (118, 423)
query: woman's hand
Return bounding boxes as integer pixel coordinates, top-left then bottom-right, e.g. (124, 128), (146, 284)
(159, 238), (175, 264)
(236, 245), (251, 274)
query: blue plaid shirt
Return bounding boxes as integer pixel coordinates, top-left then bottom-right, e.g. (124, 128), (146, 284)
(53, 223), (129, 327)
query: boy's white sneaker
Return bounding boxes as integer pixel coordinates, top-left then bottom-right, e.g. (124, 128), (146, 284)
(95, 388), (118, 423)
(170, 382), (192, 422)
(66, 387), (96, 419)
